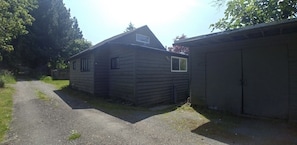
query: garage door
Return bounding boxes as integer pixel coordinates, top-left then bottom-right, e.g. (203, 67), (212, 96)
(206, 50), (242, 114)
(243, 46), (289, 119)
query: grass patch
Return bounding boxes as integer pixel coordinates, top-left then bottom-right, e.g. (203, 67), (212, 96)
(161, 103), (242, 135)
(0, 71), (16, 88)
(40, 76), (69, 90)
(36, 90), (50, 101)
(0, 86), (14, 142)
(68, 130), (81, 140)
(176, 103), (196, 112)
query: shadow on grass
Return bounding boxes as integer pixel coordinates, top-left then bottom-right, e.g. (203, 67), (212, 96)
(190, 106), (297, 145)
(53, 86), (175, 124)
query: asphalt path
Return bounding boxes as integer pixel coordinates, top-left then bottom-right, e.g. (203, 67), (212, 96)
(2, 80), (221, 145)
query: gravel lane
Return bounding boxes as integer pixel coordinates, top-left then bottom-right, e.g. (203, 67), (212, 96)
(2, 80), (223, 145)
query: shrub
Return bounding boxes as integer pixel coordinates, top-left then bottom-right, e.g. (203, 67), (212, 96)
(39, 75), (52, 81)
(0, 79), (4, 88)
(0, 70), (16, 87)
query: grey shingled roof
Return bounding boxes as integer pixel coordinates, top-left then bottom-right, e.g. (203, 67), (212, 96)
(69, 25), (149, 60)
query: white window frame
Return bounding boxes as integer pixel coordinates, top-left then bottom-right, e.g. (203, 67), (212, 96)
(136, 34), (150, 44)
(171, 56), (187, 72)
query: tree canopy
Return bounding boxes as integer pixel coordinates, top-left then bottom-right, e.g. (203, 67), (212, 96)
(124, 22), (136, 32)
(210, 0), (297, 31)
(0, 0), (37, 54)
(9, 0), (91, 70)
(168, 34), (189, 55)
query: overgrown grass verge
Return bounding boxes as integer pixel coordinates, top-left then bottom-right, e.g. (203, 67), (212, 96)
(68, 130), (81, 140)
(0, 70), (15, 142)
(0, 86), (14, 142)
(36, 90), (50, 101)
(0, 71), (16, 88)
(40, 76), (69, 90)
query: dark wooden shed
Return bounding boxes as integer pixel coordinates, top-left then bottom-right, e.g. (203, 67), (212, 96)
(69, 26), (189, 106)
(174, 19), (297, 121)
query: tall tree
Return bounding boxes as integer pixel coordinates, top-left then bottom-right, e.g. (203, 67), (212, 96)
(210, 0), (297, 31)
(12, 0), (91, 70)
(168, 34), (189, 55)
(0, 0), (37, 60)
(124, 22), (136, 32)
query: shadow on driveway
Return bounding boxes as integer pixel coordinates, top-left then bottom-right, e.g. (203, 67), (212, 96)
(53, 88), (174, 124)
(190, 106), (297, 145)
(52, 85), (297, 145)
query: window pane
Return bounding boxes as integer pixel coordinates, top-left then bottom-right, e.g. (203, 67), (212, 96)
(180, 59), (187, 70)
(172, 58), (179, 70)
(73, 61), (76, 70)
(80, 58), (90, 72)
(111, 57), (119, 69)
(136, 34), (150, 44)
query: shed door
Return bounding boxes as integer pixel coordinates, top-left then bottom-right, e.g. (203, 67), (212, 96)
(243, 46), (289, 119)
(206, 50), (242, 114)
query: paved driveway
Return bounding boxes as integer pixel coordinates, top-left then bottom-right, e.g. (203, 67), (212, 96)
(2, 80), (297, 145)
(2, 80), (222, 145)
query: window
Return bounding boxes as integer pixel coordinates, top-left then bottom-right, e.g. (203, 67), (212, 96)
(72, 61), (76, 70)
(171, 56), (187, 72)
(136, 34), (150, 44)
(111, 57), (119, 69)
(80, 58), (90, 72)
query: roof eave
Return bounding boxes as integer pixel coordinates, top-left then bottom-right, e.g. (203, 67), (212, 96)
(174, 18), (297, 47)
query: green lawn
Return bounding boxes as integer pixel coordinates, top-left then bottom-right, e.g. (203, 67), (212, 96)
(40, 76), (69, 89)
(0, 87), (14, 142)
(0, 71), (15, 142)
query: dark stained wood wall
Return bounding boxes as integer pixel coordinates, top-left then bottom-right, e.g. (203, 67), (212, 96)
(70, 43), (189, 106)
(189, 33), (297, 121)
(69, 54), (95, 94)
(135, 47), (189, 105)
(288, 36), (297, 121)
(108, 45), (136, 101)
(93, 47), (109, 97)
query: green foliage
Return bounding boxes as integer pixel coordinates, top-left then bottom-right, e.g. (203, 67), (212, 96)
(0, 0), (37, 53)
(40, 76), (52, 82)
(124, 22), (136, 32)
(0, 70), (16, 87)
(168, 34), (189, 54)
(11, 0), (91, 70)
(36, 90), (50, 101)
(210, 0), (297, 31)
(68, 130), (81, 140)
(0, 80), (3, 88)
(40, 76), (69, 90)
(0, 86), (14, 142)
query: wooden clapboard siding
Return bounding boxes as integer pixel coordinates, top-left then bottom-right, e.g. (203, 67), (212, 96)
(93, 47), (109, 97)
(69, 25), (190, 106)
(288, 37), (297, 121)
(108, 45), (136, 101)
(135, 47), (189, 106)
(69, 54), (95, 94)
(189, 33), (297, 121)
(114, 26), (164, 50)
(188, 49), (206, 106)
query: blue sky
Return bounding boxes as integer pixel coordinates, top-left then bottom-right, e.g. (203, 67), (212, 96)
(63, 0), (226, 47)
